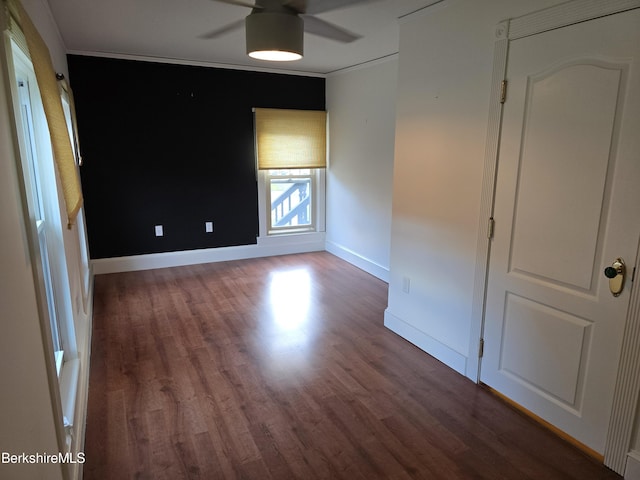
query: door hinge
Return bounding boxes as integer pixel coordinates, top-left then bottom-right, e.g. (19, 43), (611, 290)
(632, 266), (636, 283)
(487, 217), (495, 239)
(500, 80), (508, 104)
(479, 338), (485, 358)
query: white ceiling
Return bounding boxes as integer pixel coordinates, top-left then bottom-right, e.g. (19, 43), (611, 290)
(46, 0), (441, 75)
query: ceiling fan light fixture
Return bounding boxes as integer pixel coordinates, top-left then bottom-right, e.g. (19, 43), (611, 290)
(246, 11), (303, 62)
(248, 50), (302, 61)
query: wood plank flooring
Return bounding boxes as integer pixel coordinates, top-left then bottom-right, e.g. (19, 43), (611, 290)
(83, 252), (621, 479)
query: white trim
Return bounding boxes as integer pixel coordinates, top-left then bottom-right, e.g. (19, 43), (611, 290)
(66, 50), (327, 78)
(326, 53), (398, 76)
(266, 171), (317, 235)
(625, 451), (640, 480)
(607, 241), (640, 472)
(397, 0), (449, 25)
(59, 358), (79, 428)
(384, 309), (467, 376)
(92, 233), (326, 274)
(316, 168), (326, 232)
(468, 22), (510, 383)
(67, 272), (94, 479)
(325, 240), (389, 282)
(257, 167), (326, 239)
(508, 0), (640, 40)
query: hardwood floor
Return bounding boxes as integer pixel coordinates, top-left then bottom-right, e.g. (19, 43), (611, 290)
(84, 252), (621, 479)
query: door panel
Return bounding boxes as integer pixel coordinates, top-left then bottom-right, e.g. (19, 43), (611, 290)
(501, 293), (592, 409)
(509, 63), (621, 291)
(481, 9), (640, 454)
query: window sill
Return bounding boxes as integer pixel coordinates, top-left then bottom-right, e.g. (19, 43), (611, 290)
(257, 231), (326, 250)
(268, 226), (316, 236)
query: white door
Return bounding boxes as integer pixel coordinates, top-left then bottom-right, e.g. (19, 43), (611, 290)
(481, 9), (640, 454)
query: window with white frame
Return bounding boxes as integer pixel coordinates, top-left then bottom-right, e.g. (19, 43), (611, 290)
(16, 73), (66, 373)
(254, 108), (327, 236)
(9, 38), (80, 435)
(267, 168), (316, 234)
(4, 2), (86, 459)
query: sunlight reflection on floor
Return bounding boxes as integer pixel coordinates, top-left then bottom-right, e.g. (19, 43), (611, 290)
(264, 268), (315, 377)
(269, 268), (311, 332)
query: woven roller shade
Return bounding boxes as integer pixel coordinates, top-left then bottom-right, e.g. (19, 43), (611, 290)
(255, 108), (327, 170)
(8, 0), (83, 227)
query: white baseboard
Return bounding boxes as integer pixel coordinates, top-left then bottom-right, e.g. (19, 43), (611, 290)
(626, 451), (640, 480)
(69, 273), (94, 480)
(92, 233), (326, 274)
(325, 240), (389, 282)
(384, 309), (468, 376)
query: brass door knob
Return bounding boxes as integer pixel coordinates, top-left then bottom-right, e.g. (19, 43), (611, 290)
(604, 258), (625, 297)
(604, 266), (618, 279)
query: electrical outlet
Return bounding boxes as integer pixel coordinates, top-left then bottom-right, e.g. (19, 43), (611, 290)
(205, 221), (213, 233)
(155, 225), (163, 237)
(402, 276), (411, 294)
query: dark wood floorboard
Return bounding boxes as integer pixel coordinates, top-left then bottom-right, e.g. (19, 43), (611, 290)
(83, 252), (621, 479)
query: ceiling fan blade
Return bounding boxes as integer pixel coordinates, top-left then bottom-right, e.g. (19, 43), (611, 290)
(198, 18), (246, 39)
(209, 0), (262, 8)
(301, 15), (361, 43)
(282, 0), (307, 13)
(292, 0), (373, 15)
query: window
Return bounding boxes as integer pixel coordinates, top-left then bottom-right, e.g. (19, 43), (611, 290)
(5, 0), (85, 456)
(9, 38), (80, 438)
(13, 48), (71, 369)
(267, 168), (316, 234)
(254, 108), (327, 237)
(16, 73), (66, 373)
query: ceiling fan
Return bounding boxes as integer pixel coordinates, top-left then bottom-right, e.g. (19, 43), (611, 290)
(202, 0), (372, 61)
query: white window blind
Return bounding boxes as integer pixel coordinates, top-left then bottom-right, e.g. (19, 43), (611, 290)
(254, 108), (327, 170)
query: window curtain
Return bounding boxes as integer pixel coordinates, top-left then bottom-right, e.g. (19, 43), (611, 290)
(5, 0), (83, 227)
(254, 108), (327, 170)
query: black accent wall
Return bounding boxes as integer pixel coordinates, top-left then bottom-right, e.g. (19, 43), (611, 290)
(68, 55), (325, 259)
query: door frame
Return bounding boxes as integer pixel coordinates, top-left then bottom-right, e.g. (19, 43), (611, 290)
(468, 0), (640, 473)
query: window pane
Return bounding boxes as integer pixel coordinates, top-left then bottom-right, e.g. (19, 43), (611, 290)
(270, 177), (312, 228)
(38, 227), (62, 355)
(19, 81), (45, 220)
(18, 74), (65, 372)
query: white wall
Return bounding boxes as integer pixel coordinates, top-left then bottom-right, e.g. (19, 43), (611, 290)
(384, 0), (564, 376)
(326, 58), (397, 281)
(22, 0), (68, 78)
